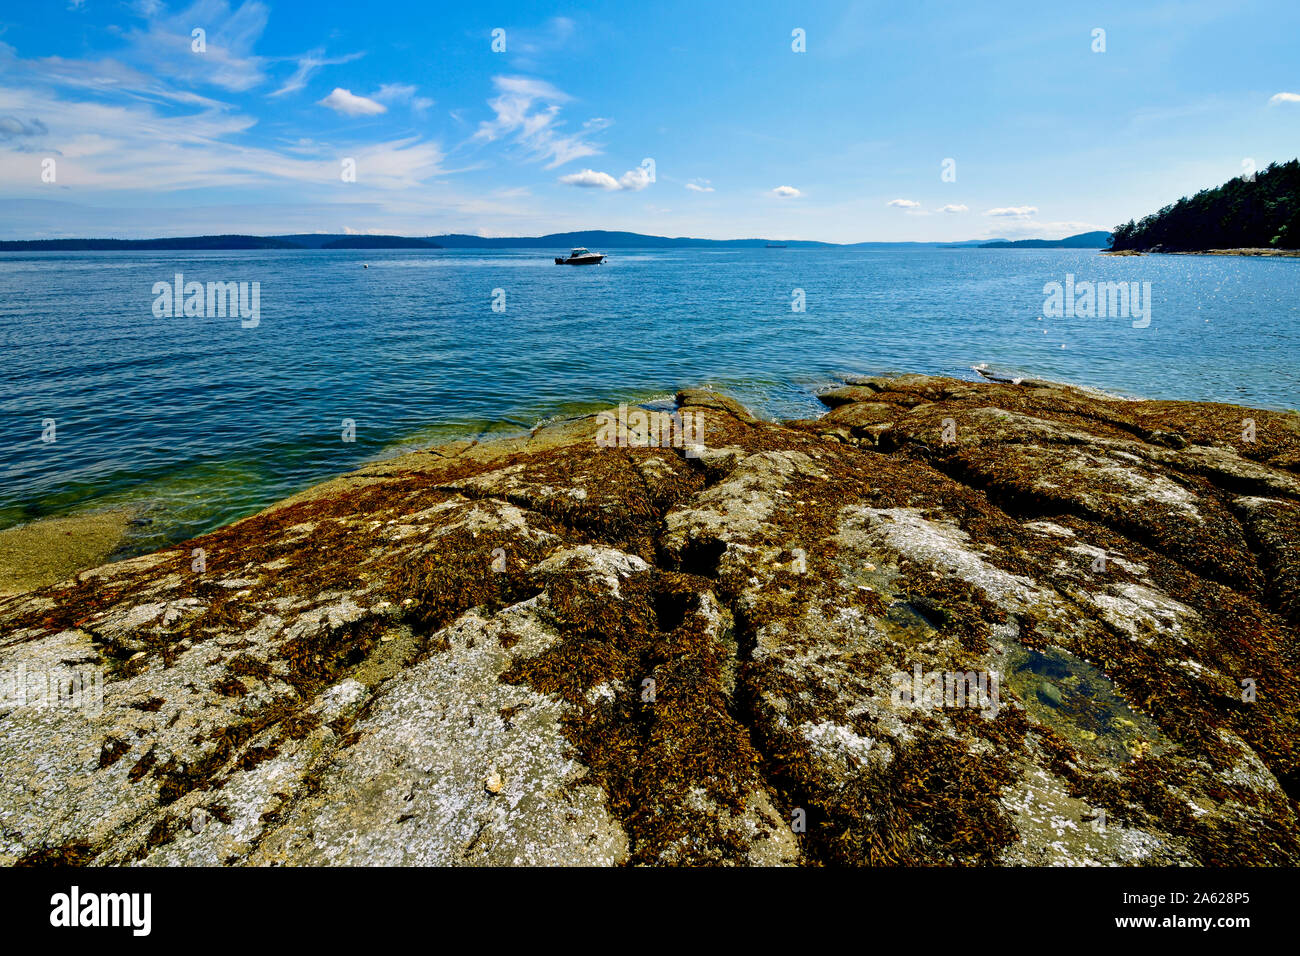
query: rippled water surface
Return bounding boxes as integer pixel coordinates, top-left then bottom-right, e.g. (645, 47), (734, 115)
(2, 247), (1297, 545)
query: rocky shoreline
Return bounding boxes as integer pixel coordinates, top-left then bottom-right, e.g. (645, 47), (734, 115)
(1102, 248), (1300, 257)
(2, 373), (1299, 866)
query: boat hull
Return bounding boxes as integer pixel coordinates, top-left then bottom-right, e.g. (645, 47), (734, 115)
(554, 255), (605, 265)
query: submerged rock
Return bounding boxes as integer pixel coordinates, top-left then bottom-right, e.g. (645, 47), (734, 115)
(2, 374), (1299, 866)
(1036, 681), (1063, 708)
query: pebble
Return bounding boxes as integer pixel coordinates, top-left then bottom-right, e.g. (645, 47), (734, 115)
(484, 770), (503, 794)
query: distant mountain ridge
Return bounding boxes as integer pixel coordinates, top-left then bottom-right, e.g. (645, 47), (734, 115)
(0, 235), (305, 251)
(0, 230), (1007, 251)
(979, 231), (1112, 249)
(0, 234), (442, 251)
(427, 230), (998, 249)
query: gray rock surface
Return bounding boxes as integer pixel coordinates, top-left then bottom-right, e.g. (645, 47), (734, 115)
(2, 374), (1298, 866)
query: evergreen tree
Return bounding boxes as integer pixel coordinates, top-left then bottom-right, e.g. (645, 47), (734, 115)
(1109, 159), (1300, 251)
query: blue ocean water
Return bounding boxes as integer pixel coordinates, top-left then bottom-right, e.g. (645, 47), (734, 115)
(2, 246), (1298, 548)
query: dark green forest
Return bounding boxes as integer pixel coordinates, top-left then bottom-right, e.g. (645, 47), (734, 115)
(1108, 158), (1300, 251)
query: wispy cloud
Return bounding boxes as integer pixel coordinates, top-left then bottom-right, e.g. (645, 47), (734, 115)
(372, 83), (433, 113)
(686, 179), (714, 193)
(1269, 92), (1300, 104)
(0, 115), (48, 141)
(124, 0), (272, 93)
(500, 17), (577, 70)
(0, 81), (444, 193)
(938, 203), (968, 213)
(271, 48), (364, 97)
(318, 88), (386, 116)
(0, 41), (228, 110)
(474, 75), (602, 168)
(12, 1), (360, 108)
(772, 185), (801, 198)
(887, 198), (919, 208)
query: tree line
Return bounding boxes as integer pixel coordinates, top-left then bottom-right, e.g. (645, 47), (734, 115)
(1109, 159), (1300, 251)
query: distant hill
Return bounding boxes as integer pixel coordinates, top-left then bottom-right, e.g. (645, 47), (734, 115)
(431, 231), (996, 249)
(319, 236), (442, 249)
(0, 234), (441, 251)
(979, 231), (1111, 249)
(1109, 159), (1300, 252)
(0, 235), (302, 251)
(429, 230), (831, 249)
(0, 229), (1028, 251)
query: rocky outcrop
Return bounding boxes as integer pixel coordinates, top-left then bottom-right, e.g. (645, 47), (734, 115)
(2, 375), (1299, 866)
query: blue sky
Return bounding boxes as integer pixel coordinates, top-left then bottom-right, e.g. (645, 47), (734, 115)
(1, 0), (1298, 241)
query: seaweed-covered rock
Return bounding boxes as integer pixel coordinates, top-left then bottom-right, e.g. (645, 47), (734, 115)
(2, 374), (1298, 866)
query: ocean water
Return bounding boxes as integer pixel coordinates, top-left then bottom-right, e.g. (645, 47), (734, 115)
(2, 246), (1298, 549)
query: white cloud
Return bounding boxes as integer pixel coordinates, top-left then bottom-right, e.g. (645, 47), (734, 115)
(685, 180), (714, 193)
(618, 163), (653, 191)
(558, 168), (618, 189)
(938, 203), (968, 213)
(772, 185), (801, 198)
(985, 205), (1038, 217)
(1270, 92), (1300, 104)
(558, 160), (654, 191)
(474, 75), (601, 169)
(887, 198), (920, 208)
(318, 87), (386, 116)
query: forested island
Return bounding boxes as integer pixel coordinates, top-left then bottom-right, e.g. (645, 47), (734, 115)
(1108, 158), (1300, 252)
